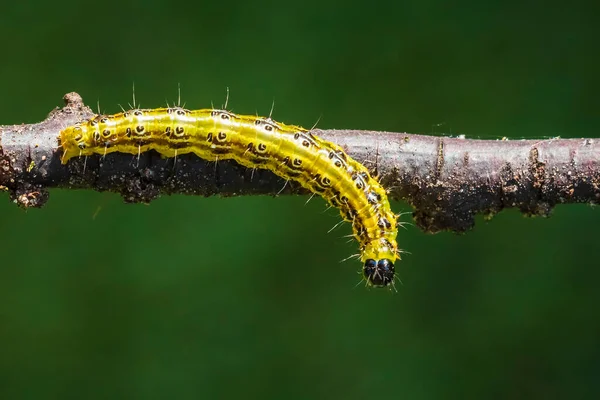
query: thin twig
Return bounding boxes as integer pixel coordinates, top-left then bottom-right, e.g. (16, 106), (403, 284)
(1, 92), (598, 233)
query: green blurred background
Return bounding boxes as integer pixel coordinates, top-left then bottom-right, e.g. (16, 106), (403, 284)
(1, 0), (599, 398)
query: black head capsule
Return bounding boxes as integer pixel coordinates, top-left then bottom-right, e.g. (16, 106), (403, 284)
(363, 259), (395, 287)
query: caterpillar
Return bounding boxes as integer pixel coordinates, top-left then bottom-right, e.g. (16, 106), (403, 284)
(59, 106), (400, 288)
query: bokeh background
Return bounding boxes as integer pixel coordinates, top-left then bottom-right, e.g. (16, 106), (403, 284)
(1, 0), (599, 398)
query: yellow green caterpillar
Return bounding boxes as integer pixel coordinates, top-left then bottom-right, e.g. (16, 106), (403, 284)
(59, 106), (400, 287)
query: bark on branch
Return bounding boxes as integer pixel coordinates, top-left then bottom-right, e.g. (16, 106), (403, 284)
(1, 92), (598, 233)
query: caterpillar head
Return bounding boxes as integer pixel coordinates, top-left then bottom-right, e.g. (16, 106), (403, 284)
(363, 259), (395, 287)
(361, 239), (397, 288)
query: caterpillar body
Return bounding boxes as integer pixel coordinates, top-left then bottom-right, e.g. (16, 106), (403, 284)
(59, 106), (399, 287)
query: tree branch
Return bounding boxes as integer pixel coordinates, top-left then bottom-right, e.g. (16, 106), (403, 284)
(1, 92), (598, 233)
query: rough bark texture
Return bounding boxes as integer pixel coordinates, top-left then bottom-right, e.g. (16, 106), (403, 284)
(1, 92), (598, 233)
